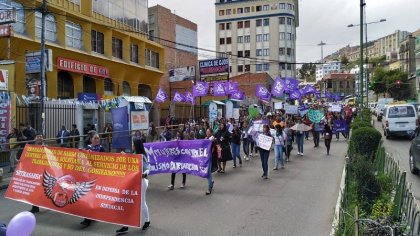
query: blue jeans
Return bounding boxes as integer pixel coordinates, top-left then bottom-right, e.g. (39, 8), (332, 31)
(296, 134), (304, 154)
(207, 159), (213, 190)
(242, 137), (250, 156)
(274, 145), (284, 168)
(231, 143), (241, 166)
(259, 149), (270, 176)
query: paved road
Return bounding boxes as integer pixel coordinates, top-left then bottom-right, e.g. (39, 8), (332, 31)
(0, 138), (347, 236)
(372, 118), (420, 202)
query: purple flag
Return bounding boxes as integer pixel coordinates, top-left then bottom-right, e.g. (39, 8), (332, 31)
(256, 85), (270, 98)
(271, 77), (285, 97)
(226, 81), (239, 95)
(325, 91), (333, 100)
(260, 94), (271, 102)
(231, 91), (245, 100)
(155, 88), (168, 103)
(302, 85), (316, 95)
(173, 91), (186, 102)
(144, 139), (212, 178)
(289, 90), (301, 100)
(193, 81), (209, 97)
(185, 91), (194, 104)
(285, 77), (299, 92)
(213, 81), (226, 96)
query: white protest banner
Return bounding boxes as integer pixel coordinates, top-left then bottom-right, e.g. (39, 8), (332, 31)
(284, 104), (298, 115)
(257, 134), (273, 151)
(329, 104), (342, 112)
(274, 102), (283, 110)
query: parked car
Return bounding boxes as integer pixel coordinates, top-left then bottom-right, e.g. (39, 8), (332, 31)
(376, 98), (394, 121)
(382, 103), (417, 139)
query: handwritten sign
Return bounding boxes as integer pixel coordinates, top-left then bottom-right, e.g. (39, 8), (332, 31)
(257, 134), (273, 151)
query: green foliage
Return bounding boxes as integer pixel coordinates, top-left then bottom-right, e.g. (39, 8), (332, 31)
(348, 127), (382, 161)
(340, 55), (349, 65)
(371, 68), (410, 100)
(298, 63), (316, 82)
(371, 198), (393, 220)
(351, 121), (373, 131)
(376, 174), (393, 195)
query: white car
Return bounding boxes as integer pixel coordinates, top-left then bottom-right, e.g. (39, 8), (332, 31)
(382, 104), (418, 139)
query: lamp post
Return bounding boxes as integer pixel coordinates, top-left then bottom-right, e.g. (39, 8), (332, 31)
(348, 17), (386, 108)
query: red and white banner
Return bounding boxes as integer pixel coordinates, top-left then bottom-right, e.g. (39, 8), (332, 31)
(5, 145), (142, 227)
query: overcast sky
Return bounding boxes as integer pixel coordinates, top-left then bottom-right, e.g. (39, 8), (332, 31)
(148, 0), (420, 64)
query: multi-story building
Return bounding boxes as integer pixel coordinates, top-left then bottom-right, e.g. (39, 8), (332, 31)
(416, 32), (420, 101)
(320, 73), (355, 98)
(215, 0), (299, 79)
(148, 5), (198, 121)
(0, 0), (164, 131)
(315, 61), (341, 82)
(372, 30), (409, 60)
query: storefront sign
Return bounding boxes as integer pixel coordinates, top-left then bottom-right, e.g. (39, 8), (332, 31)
(57, 57), (109, 78)
(131, 111), (148, 130)
(0, 25), (11, 37)
(0, 9), (16, 25)
(0, 96), (11, 150)
(0, 69), (8, 90)
(199, 58), (229, 77)
(5, 145), (142, 227)
(77, 93), (99, 102)
(25, 50), (53, 74)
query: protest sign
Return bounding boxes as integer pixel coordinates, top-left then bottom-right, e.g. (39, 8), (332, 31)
(308, 109), (324, 123)
(274, 102), (283, 110)
(284, 104), (298, 114)
(257, 134), (273, 151)
(333, 120), (349, 133)
(144, 140), (212, 178)
(5, 145), (142, 227)
(329, 104), (342, 112)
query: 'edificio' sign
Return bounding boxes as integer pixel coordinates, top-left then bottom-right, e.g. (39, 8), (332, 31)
(199, 58), (229, 76)
(0, 9), (16, 25)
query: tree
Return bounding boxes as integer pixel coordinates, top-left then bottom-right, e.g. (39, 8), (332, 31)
(340, 55), (349, 66)
(298, 63), (316, 82)
(371, 67), (387, 95)
(371, 68), (410, 100)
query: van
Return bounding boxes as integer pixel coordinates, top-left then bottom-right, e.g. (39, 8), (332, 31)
(376, 98), (394, 121)
(382, 104), (418, 139)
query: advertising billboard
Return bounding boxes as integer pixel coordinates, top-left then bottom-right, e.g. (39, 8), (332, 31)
(169, 66), (195, 82)
(199, 58), (229, 78)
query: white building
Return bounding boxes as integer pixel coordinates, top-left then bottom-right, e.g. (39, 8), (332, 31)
(215, 0), (299, 79)
(315, 61), (341, 82)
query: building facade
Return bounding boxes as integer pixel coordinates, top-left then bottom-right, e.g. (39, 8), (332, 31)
(320, 73), (355, 98)
(315, 61), (341, 82)
(215, 0), (299, 79)
(0, 0), (164, 129)
(372, 30), (409, 60)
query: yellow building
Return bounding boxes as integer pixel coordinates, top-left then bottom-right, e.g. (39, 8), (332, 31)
(0, 0), (164, 102)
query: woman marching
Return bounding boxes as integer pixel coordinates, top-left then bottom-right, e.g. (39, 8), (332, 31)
(258, 125), (272, 179)
(273, 125), (286, 170)
(205, 128), (218, 195)
(116, 138), (151, 234)
(324, 119), (333, 156)
(230, 126), (242, 168)
(168, 130), (187, 190)
(215, 122), (233, 173)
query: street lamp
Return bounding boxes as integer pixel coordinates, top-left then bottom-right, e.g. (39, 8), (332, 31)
(348, 18), (386, 107)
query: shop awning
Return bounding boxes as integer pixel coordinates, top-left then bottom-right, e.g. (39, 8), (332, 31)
(122, 96), (152, 104)
(201, 100), (225, 106)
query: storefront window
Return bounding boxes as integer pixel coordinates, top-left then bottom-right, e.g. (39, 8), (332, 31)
(83, 76), (96, 93)
(57, 71), (74, 99)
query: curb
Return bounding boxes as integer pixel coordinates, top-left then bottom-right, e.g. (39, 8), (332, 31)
(330, 159), (347, 236)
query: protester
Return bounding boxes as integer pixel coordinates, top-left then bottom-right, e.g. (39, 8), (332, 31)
(324, 120), (333, 156)
(215, 122), (233, 173)
(284, 123), (293, 162)
(56, 125), (70, 147)
(230, 126), (242, 168)
(81, 134), (105, 227)
(241, 120), (250, 161)
(70, 124), (80, 148)
(312, 122), (321, 148)
(6, 128), (19, 173)
(205, 128), (217, 195)
(273, 125), (286, 170)
(258, 125), (272, 179)
(168, 130), (187, 190)
(146, 122), (158, 142)
(116, 138), (151, 234)
(29, 132), (45, 214)
(17, 122), (35, 160)
(294, 119), (306, 156)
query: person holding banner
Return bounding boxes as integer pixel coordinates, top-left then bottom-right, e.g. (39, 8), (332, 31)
(80, 134), (105, 227)
(215, 122), (233, 173)
(168, 131), (187, 190)
(205, 128), (218, 195)
(258, 125), (272, 179)
(116, 138), (151, 233)
(29, 132), (45, 214)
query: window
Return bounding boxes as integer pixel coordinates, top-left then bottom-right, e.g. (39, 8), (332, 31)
(256, 34), (262, 42)
(244, 50), (250, 58)
(263, 63), (270, 71)
(279, 48), (285, 55)
(287, 64), (292, 70)
(219, 23), (225, 30)
(237, 65), (244, 72)
(123, 81), (131, 96)
(130, 43), (139, 63)
(65, 21), (82, 49)
(219, 10), (225, 16)
(0, 1), (25, 34)
(91, 30), (104, 54)
(35, 12), (57, 42)
(138, 84), (152, 99)
(237, 21), (243, 29)
(148, 30), (154, 41)
(263, 34), (269, 41)
(279, 3), (285, 9)
(287, 17), (292, 25)
(280, 63), (286, 70)
(244, 21), (250, 28)
(112, 37), (123, 59)
(256, 19), (262, 27)
(226, 37), (232, 44)
(146, 49), (160, 68)
(263, 49), (269, 56)
(237, 36), (243, 43)
(244, 64), (250, 71)
(256, 64), (263, 71)
(226, 9), (232, 15)
(286, 47), (291, 56)
(237, 51), (243, 57)
(287, 33), (292, 40)
(279, 17), (285, 24)
(57, 71), (74, 99)
(104, 78), (114, 95)
(263, 5), (269, 11)
(263, 18), (270, 26)
(244, 7), (250, 13)
(244, 35), (250, 43)
(256, 5), (262, 11)
(287, 3), (292, 10)
(219, 38), (225, 45)
(279, 32), (285, 40)
(237, 8), (243, 14)
(256, 49), (262, 56)
(226, 23), (232, 30)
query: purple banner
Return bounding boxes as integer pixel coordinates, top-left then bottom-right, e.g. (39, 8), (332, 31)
(226, 81), (239, 95)
(256, 85), (270, 98)
(271, 77), (285, 97)
(302, 85), (316, 95)
(185, 91), (194, 104)
(155, 88), (168, 103)
(213, 81), (226, 96)
(144, 140), (212, 178)
(289, 90), (301, 100)
(173, 91), (186, 102)
(285, 77), (299, 92)
(332, 120), (349, 133)
(231, 91), (245, 100)
(111, 107), (131, 149)
(193, 81), (209, 97)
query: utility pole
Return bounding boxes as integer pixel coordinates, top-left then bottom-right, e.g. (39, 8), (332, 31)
(359, 0), (365, 108)
(318, 41), (326, 63)
(39, 0), (47, 135)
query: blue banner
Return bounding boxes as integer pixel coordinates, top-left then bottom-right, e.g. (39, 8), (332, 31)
(111, 107), (131, 149)
(332, 120), (349, 133)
